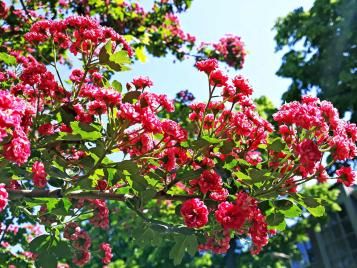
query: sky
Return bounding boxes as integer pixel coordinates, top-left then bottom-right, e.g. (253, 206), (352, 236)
(117, 0), (314, 107)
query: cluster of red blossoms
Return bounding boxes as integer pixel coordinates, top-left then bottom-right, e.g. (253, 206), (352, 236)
(0, 90), (34, 165)
(24, 15), (133, 57)
(0, 184), (8, 212)
(176, 59), (356, 254)
(274, 96), (357, 186)
(198, 35), (246, 69)
(0, 12), (356, 265)
(63, 222), (112, 266)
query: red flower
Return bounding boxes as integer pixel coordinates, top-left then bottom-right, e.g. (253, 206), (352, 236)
(72, 230), (91, 250)
(132, 76), (153, 89)
(180, 198), (209, 228)
(3, 132), (31, 165)
(209, 70), (228, 87)
(0, 184), (8, 212)
(32, 161), (47, 188)
(195, 59), (218, 74)
(198, 169), (222, 194)
(38, 123), (55, 136)
(296, 139), (322, 173)
(64, 222), (80, 241)
(100, 243), (113, 264)
(232, 75), (253, 96)
(72, 250), (91, 267)
(336, 166), (355, 187)
(215, 201), (246, 230)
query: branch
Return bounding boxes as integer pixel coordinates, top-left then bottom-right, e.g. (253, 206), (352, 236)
(7, 189), (204, 202)
(19, 0), (32, 19)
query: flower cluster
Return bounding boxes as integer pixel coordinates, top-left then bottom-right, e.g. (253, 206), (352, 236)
(198, 35), (246, 69)
(0, 184), (8, 212)
(0, 90), (34, 165)
(274, 96), (357, 184)
(100, 243), (113, 264)
(64, 223), (92, 266)
(180, 198), (209, 228)
(24, 16), (133, 57)
(32, 161), (47, 188)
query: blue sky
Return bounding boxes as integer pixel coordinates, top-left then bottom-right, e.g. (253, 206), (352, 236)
(118, 0), (314, 106)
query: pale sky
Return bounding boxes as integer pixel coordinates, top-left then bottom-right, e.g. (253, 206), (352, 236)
(117, 0), (314, 106)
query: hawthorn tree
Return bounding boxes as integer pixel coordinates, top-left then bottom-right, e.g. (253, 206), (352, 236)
(0, 2), (356, 268)
(0, 0), (245, 69)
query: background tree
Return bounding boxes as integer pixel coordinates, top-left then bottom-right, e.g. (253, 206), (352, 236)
(274, 0), (357, 121)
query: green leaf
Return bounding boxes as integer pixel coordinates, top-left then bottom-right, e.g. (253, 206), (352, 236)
(266, 212), (285, 226)
(131, 175), (148, 192)
(274, 199), (293, 210)
(99, 40), (112, 66)
(112, 80), (123, 92)
(53, 240), (72, 259)
(110, 50), (131, 65)
(0, 52), (16, 65)
(176, 168), (202, 181)
(220, 140), (235, 154)
(117, 160), (139, 175)
(234, 171), (251, 181)
(141, 188), (156, 204)
(282, 204), (302, 218)
(122, 90), (141, 104)
(69, 121), (101, 140)
(169, 235), (198, 266)
(29, 235), (51, 253)
(201, 135), (223, 144)
(299, 197), (325, 217)
(248, 169), (270, 182)
(268, 138), (285, 152)
(36, 252), (57, 268)
(191, 139), (210, 151)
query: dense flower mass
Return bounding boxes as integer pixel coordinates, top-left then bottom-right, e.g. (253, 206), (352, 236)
(0, 184), (8, 212)
(24, 16), (133, 57)
(100, 243), (113, 264)
(32, 161), (47, 188)
(0, 10), (356, 266)
(0, 90), (34, 165)
(180, 198), (209, 228)
(336, 166), (356, 187)
(198, 35), (246, 69)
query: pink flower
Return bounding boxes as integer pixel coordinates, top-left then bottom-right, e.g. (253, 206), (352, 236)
(3, 132), (31, 165)
(180, 198), (209, 228)
(296, 139), (322, 174)
(72, 230), (91, 250)
(32, 161), (47, 188)
(38, 123), (55, 136)
(336, 166), (355, 187)
(195, 59), (218, 74)
(209, 70), (228, 87)
(72, 250), (91, 266)
(0, 184), (8, 212)
(232, 75), (253, 96)
(100, 243), (113, 264)
(198, 169), (222, 194)
(132, 76), (153, 89)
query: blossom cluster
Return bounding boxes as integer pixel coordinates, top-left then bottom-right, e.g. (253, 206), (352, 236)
(198, 35), (246, 69)
(0, 90), (34, 165)
(0, 184), (8, 212)
(63, 222), (112, 266)
(24, 16), (133, 57)
(274, 96), (357, 186)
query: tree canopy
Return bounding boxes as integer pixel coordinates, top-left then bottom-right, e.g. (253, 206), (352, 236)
(274, 0), (357, 121)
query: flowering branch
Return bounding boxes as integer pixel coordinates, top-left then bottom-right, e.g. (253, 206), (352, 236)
(7, 189), (205, 202)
